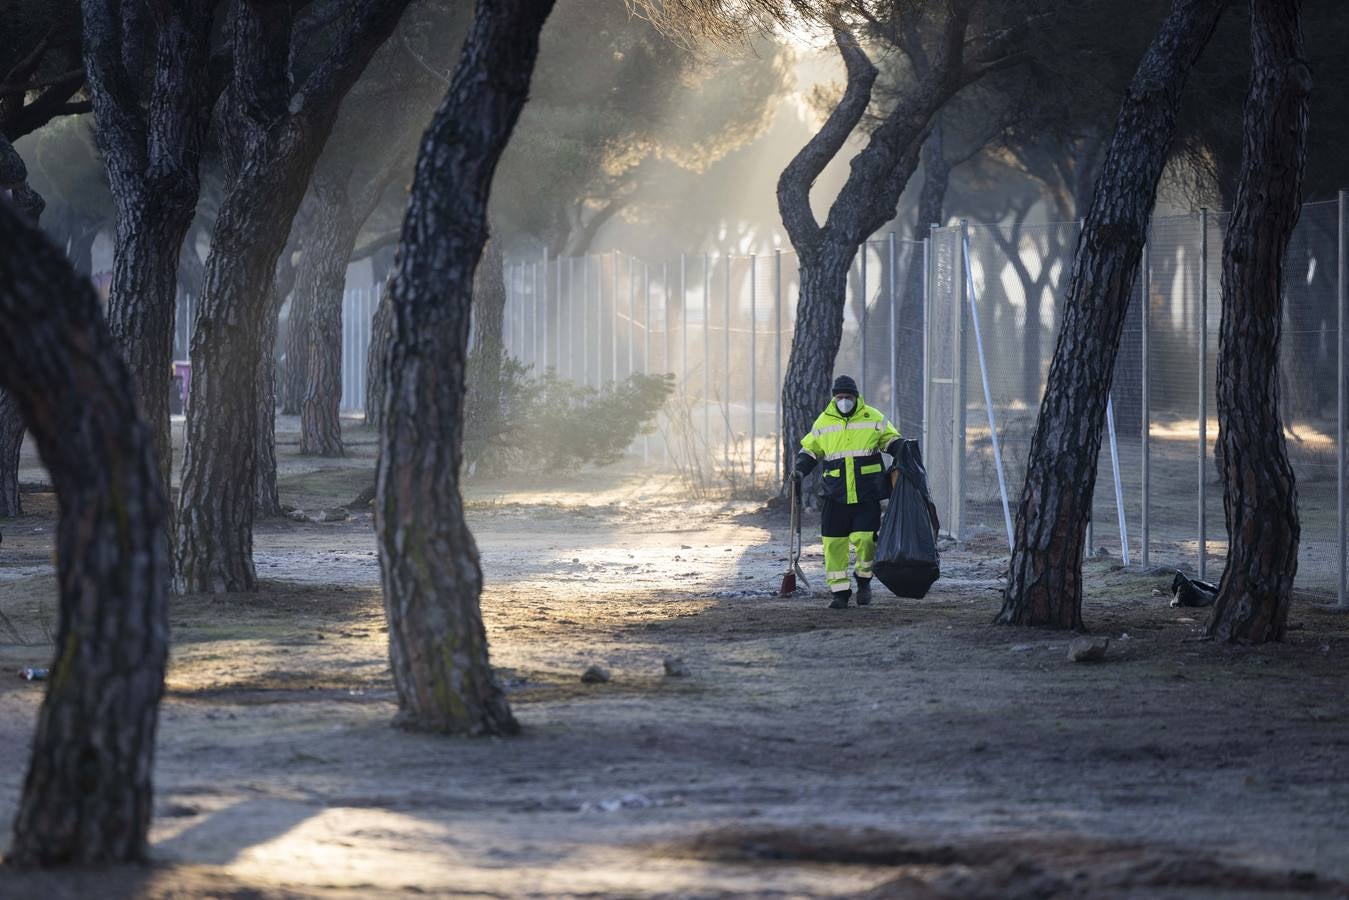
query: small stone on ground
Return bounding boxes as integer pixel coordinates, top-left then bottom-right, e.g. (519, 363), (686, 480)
(581, 664), (610, 684)
(1068, 637), (1110, 663)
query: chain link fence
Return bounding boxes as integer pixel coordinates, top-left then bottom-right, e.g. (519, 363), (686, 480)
(499, 199), (1344, 603)
(161, 196), (1344, 603)
(930, 201), (1345, 602)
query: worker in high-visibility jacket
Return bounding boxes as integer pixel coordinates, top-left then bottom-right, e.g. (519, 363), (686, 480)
(792, 374), (901, 609)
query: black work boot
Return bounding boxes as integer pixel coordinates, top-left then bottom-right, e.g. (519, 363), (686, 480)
(855, 577), (873, 606)
(827, 590), (852, 610)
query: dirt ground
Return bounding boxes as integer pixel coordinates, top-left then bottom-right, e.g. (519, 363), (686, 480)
(1, 418), (1349, 898)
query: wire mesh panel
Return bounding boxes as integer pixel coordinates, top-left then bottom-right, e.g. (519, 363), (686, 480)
(963, 221), (1058, 544)
(1105, 226), (1146, 564)
(502, 198), (1343, 601)
(925, 225), (963, 536)
(339, 287), (374, 413)
(1138, 213), (1203, 572)
(890, 237), (927, 441)
(1276, 200), (1341, 594)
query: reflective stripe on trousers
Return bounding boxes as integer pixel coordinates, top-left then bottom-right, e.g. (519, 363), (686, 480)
(823, 531), (877, 591)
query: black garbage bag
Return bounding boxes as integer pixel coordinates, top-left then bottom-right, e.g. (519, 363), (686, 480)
(873, 439), (941, 599)
(1170, 572), (1218, 607)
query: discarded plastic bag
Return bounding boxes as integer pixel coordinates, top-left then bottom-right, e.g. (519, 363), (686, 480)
(873, 439), (940, 599)
(1170, 572), (1218, 608)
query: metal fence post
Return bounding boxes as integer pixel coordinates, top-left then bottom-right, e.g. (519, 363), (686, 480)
(506, 264), (514, 359)
(775, 248), (783, 481)
(627, 254), (635, 379)
(725, 253), (732, 463)
(859, 244), (867, 395)
(567, 256), (575, 380)
(948, 226), (967, 538)
(1107, 394), (1130, 566)
(888, 232), (897, 428)
(552, 250), (560, 372)
(1339, 189), (1346, 609)
(750, 253), (757, 485)
(704, 253), (711, 447)
(663, 260), (670, 379)
(611, 251), (619, 386)
(644, 261), (651, 378)
(583, 256), (591, 387)
(1141, 238), (1151, 568)
(923, 228), (934, 464)
(680, 253), (688, 397)
(1199, 208), (1209, 581)
(644, 260), (652, 463)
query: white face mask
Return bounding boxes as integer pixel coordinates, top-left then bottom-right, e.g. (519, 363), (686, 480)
(835, 396), (856, 415)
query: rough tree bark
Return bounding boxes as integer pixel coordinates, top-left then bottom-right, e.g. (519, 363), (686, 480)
(365, 279), (394, 429)
(299, 160), (402, 457)
(175, 0), (411, 593)
(779, 12), (974, 494)
(377, 0), (555, 734)
(463, 237), (506, 467)
(281, 271), (311, 415)
(81, 0), (216, 510)
(0, 392), (22, 516)
(0, 134), (47, 515)
(256, 244), (302, 519)
(1207, 0), (1309, 643)
(0, 200), (168, 867)
(298, 173), (355, 456)
(996, 0), (1227, 629)
(255, 281), (287, 518)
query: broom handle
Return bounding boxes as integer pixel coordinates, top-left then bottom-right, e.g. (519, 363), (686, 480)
(789, 476), (800, 562)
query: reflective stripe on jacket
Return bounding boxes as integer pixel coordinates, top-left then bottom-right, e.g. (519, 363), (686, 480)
(799, 396), (900, 504)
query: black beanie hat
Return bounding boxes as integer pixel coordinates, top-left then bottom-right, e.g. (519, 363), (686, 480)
(831, 374), (859, 396)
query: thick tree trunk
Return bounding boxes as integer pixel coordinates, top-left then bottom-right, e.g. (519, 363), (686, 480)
(781, 252), (853, 496)
(365, 279), (394, 429)
(0, 392), (22, 516)
(281, 280), (311, 415)
(81, 0), (215, 519)
(299, 177), (357, 457)
(105, 210), (194, 513)
(0, 202), (168, 867)
(996, 0), (1226, 629)
(178, 203), (281, 590)
(255, 278), (287, 519)
(377, 0), (554, 735)
(464, 238), (506, 467)
(257, 205), (310, 519)
(175, 0), (410, 593)
(777, 16), (972, 493)
(1207, 0), (1309, 643)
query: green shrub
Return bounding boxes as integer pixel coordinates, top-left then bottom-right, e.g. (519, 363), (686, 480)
(465, 363), (674, 474)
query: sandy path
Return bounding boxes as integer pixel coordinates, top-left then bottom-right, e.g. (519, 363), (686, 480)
(0, 452), (1347, 897)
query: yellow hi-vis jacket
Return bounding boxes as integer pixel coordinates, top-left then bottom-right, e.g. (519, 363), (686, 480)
(798, 396), (900, 505)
